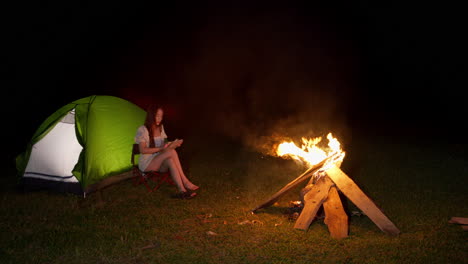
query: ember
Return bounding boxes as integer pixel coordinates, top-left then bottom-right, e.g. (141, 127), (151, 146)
(251, 133), (400, 239)
(289, 200), (303, 208)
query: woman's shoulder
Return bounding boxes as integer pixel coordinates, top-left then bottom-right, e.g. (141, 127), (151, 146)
(135, 125), (149, 143)
(136, 125), (148, 133)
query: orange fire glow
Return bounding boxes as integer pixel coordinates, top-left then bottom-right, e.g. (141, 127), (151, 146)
(276, 133), (345, 167)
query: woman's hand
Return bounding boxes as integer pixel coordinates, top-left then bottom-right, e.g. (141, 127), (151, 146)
(174, 139), (183, 147)
(167, 139), (183, 149)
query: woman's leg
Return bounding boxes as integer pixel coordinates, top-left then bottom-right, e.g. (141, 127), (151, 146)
(166, 149), (198, 190)
(145, 152), (186, 192)
(163, 159), (187, 192)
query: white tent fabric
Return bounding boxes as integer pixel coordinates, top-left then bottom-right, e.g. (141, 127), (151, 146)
(23, 110), (82, 182)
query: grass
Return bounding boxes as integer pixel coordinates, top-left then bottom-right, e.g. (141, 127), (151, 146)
(1, 132), (467, 264)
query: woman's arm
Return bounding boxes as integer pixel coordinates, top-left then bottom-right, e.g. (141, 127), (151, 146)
(166, 139), (183, 150)
(138, 141), (165, 154)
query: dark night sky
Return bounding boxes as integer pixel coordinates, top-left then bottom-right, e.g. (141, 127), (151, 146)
(4, 0), (467, 153)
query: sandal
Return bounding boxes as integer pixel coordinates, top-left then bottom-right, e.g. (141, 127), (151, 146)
(178, 191), (197, 199)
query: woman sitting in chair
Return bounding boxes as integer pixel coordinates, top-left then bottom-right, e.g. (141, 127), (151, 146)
(134, 104), (199, 199)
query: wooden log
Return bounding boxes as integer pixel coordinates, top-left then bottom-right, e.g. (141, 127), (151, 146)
(448, 217), (468, 225)
(325, 165), (400, 235)
(323, 186), (348, 239)
(294, 176), (334, 230)
(299, 170), (320, 202)
(250, 157), (330, 213)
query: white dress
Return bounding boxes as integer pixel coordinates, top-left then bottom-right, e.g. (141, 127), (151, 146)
(134, 125), (168, 171)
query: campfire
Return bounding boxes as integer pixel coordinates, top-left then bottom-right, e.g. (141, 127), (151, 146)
(251, 133), (400, 239)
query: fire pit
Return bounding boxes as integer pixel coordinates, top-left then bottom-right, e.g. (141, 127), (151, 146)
(251, 133), (400, 239)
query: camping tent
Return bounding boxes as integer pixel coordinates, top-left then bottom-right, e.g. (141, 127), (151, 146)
(16, 95), (146, 195)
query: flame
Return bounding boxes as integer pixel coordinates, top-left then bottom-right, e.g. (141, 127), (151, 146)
(276, 133), (345, 167)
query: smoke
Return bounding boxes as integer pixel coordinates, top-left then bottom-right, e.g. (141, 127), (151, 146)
(116, 4), (358, 155)
(174, 7), (356, 157)
(210, 84), (348, 157)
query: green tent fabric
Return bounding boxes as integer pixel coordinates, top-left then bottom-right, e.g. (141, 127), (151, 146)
(16, 95), (146, 195)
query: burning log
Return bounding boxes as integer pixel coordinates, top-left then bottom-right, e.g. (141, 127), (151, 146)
(251, 133), (400, 238)
(323, 186), (349, 239)
(294, 161), (349, 238)
(250, 157), (330, 213)
(294, 176), (334, 230)
(325, 165), (400, 235)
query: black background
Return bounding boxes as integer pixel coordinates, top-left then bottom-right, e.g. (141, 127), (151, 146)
(4, 0), (467, 156)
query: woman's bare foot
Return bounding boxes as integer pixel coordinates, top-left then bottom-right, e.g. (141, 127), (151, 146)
(186, 184), (199, 191)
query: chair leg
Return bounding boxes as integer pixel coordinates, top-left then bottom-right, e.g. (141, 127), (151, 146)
(148, 172), (172, 192)
(132, 167), (142, 186)
(142, 174), (155, 192)
(132, 168), (151, 192)
(133, 170), (175, 193)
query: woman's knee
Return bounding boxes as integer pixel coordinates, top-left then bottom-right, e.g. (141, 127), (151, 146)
(166, 149), (177, 157)
(171, 149), (179, 157)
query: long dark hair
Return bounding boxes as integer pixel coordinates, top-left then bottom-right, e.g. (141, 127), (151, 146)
(144, 104), (163, 148)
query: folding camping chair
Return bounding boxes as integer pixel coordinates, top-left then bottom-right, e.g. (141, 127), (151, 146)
(131, 144), (175, 192)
